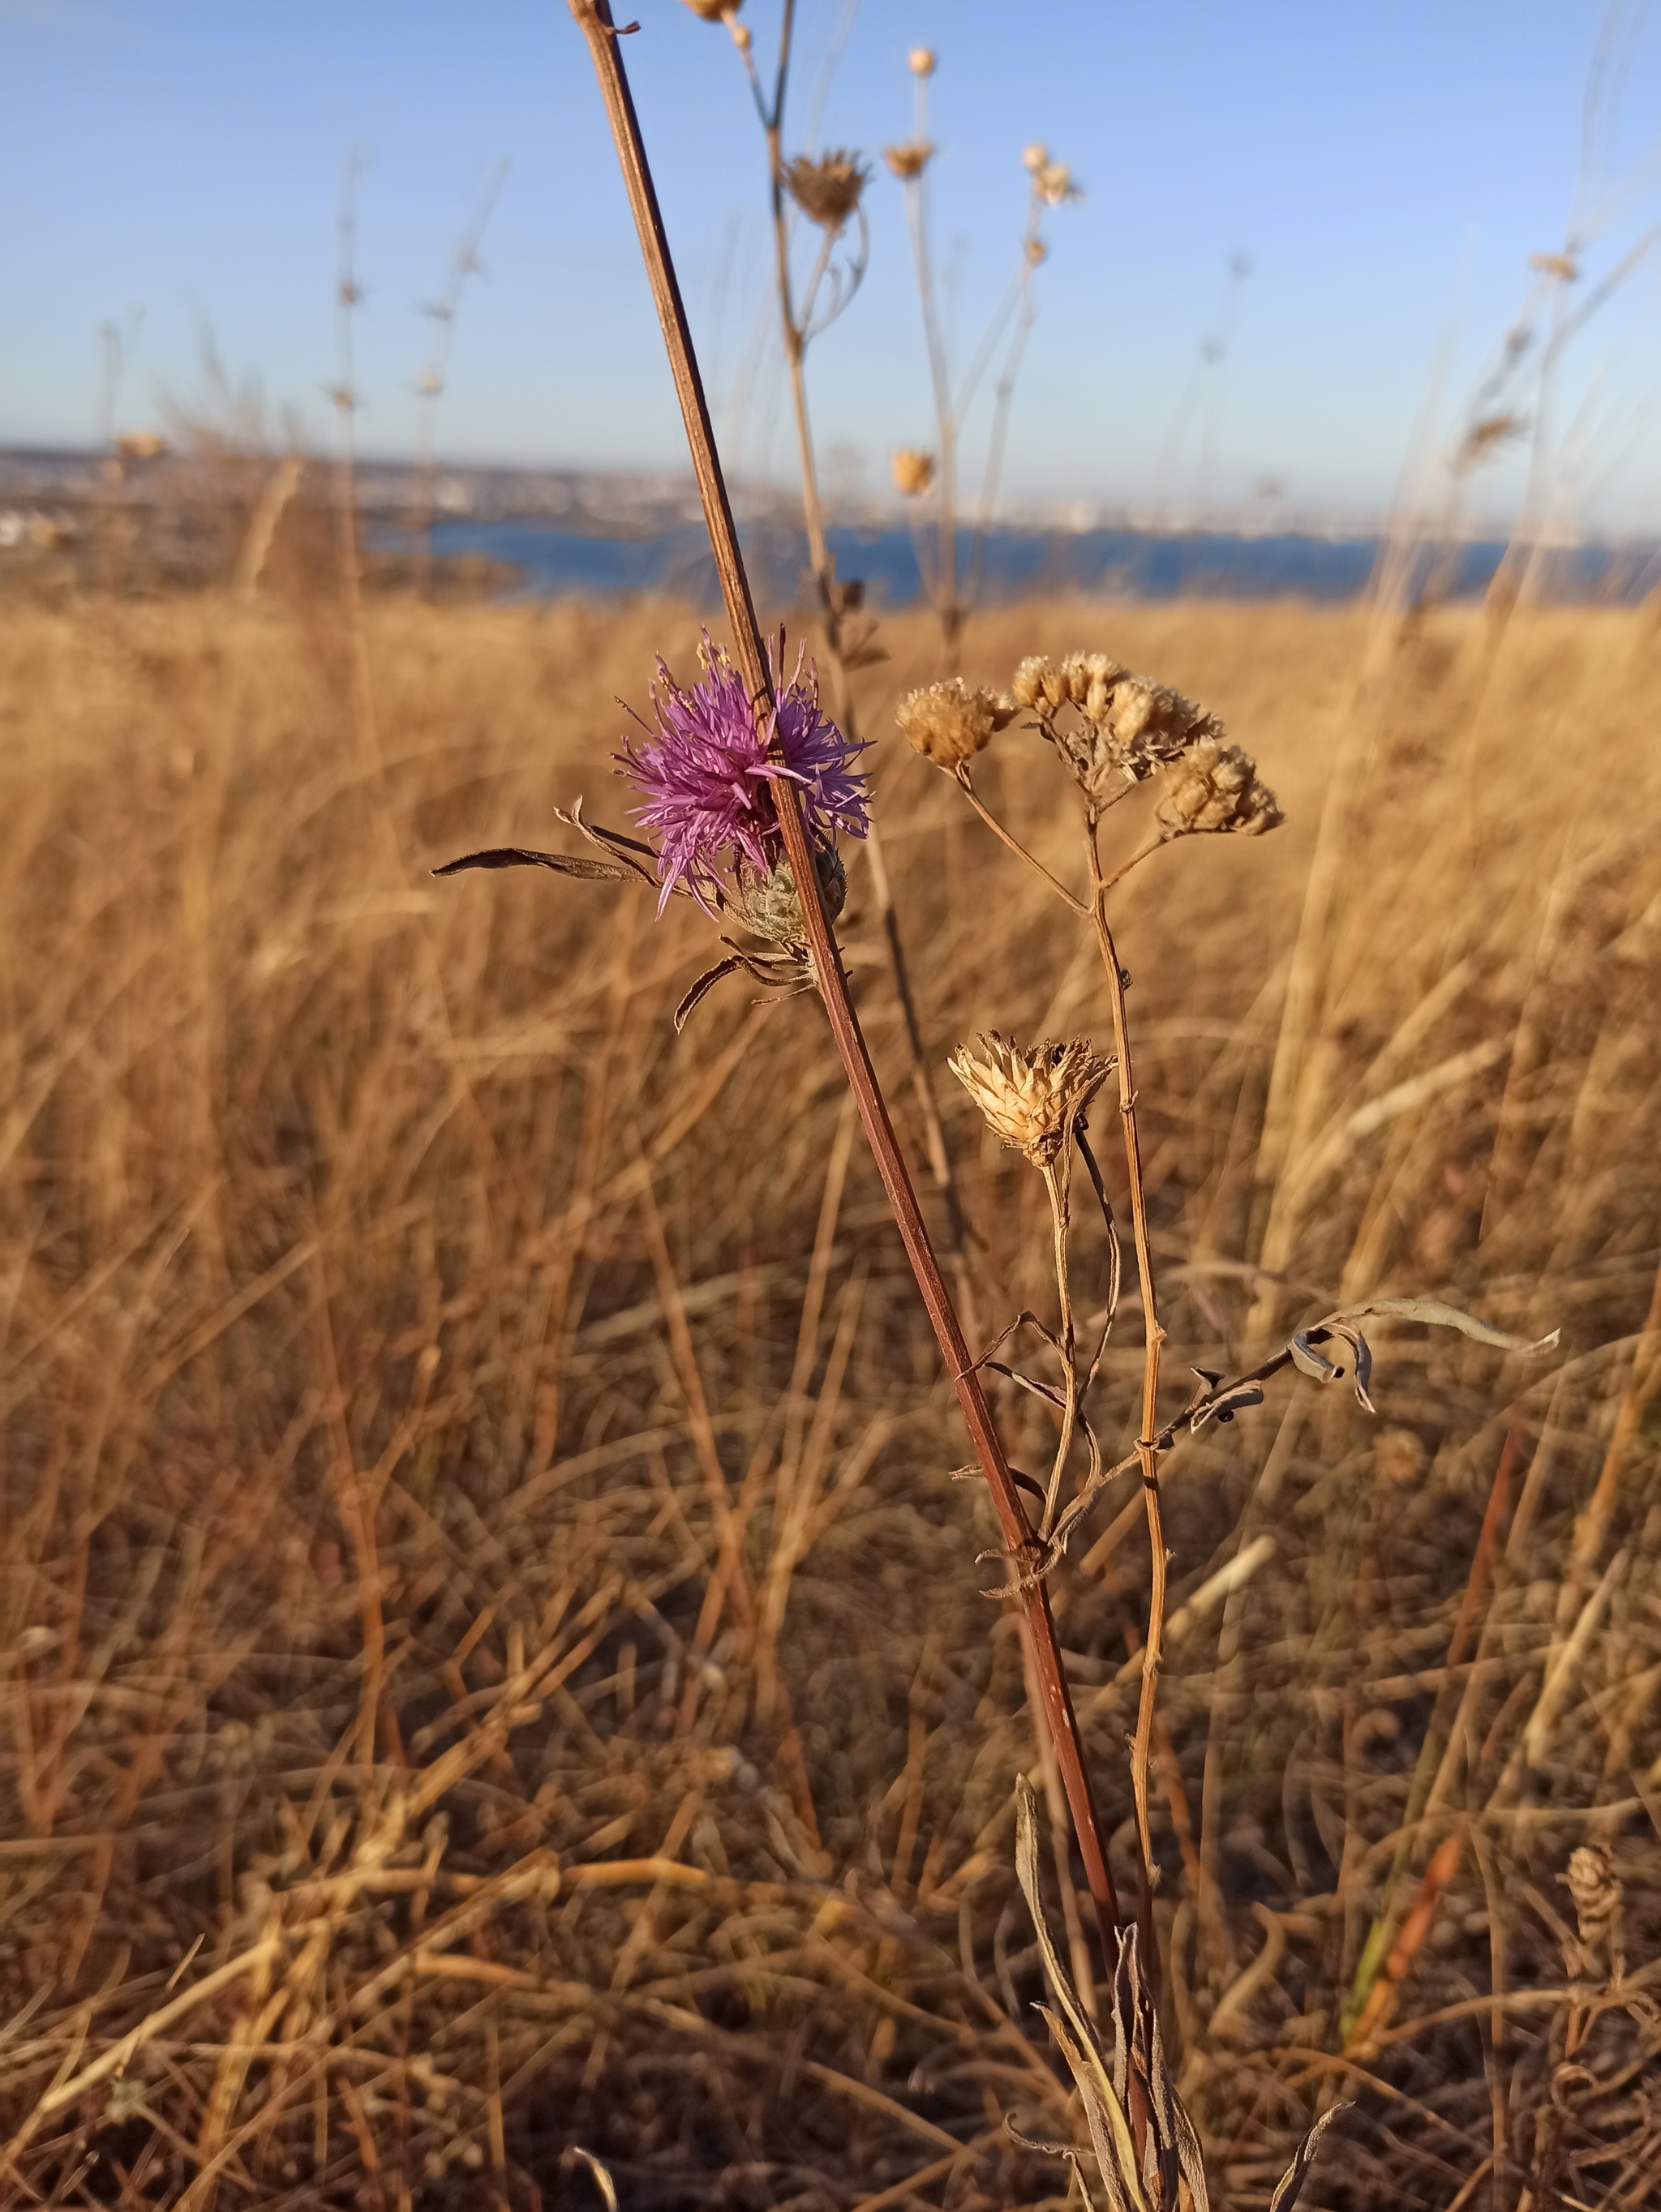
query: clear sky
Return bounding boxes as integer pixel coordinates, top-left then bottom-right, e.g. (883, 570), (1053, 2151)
(6, 0), (1661, 527)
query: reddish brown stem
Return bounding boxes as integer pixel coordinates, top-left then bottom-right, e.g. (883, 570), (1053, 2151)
(570, 0), (1124, 1962)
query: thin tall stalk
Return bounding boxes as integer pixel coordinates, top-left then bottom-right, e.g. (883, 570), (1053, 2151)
(410, 160), (509, 599)
(569, 0), (1127, 1971)
(735, 5), (976, 1323)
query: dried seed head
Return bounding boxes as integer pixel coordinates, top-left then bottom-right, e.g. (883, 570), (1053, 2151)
(1373, 1427), (1427, 1487)
(731, 844), (847, 948)
(1565, 1845), (1621, 1953)
(783, 150), (869, 232)
(947, 1032), (1113, 1167)
(1034, 161), (1078, 206)
(895, 679), (1019, 769)
(908, 45), (935, 75)
(1157, 734), (1284, 838)
(1011, 654), (1069, 710)
(1022, 142), (1048, 172)
(1025, 238), (1047, 266)
(731, 19), (751, 48)
(680, 0), (736, 18)
(891, 447), (935, 496)
(882, 140), (934, 180)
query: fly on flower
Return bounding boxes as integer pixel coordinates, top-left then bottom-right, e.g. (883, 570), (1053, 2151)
(434, 629), (869, 1032)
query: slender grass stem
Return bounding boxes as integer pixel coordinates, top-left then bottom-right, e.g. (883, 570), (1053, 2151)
(1085, 811), (1168, 1999)
(570, 0), (1127, 1970)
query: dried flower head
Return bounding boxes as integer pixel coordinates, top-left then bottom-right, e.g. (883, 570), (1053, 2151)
(1025, 238), (1047, 266)
(1015, 651), (1231, 802)
(680, 0), (737, 18)
(732, 844), (847, 948)
(908, 45), (935, 75)
(882, 141), (934, 181)
(896, 679), (1018, 769)
(1530, 250), (1577, 281)
(784, 150), (869, 232)
(891, 447), (935, 495)
(617, 632), (868, 914)
(1157, 734), (1283, 838)
(1565, 1845), (1622, 1958)
(1022, 142), (1048, 172)
(1033, 161), (1078, 206)
(948, 1033), (1113, 1167)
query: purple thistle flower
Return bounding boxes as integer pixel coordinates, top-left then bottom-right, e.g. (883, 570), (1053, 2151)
(616, 632), (869, 914)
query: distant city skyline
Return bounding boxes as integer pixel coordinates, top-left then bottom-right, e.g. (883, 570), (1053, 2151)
(6, 1), (1661, 529)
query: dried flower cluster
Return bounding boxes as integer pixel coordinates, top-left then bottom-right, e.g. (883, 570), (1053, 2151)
(1020, 143), (1078, 205)
(1010, 649), (1281, 838)
(948, 1032), (1112, 1167)
(895, 679), (1017, 769)
(1157, 732), (1284, 838)
(616, 633), (868, 914)
(784, 151), (868, 233)
(891, 446), (934, 495)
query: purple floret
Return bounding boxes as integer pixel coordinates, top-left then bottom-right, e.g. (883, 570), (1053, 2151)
(616, 633), (869, 914)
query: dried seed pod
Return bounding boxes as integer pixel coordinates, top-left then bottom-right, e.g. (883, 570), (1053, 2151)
(891, 447), (935, 496)
(882, 140), (934, 180)
(947, 1032), (1113, 1167)
(731, 844), (847, 948)
(783, 150), (869, 232)
(1156, 733), (1283, 838)
(1565, 1845), (1622, 1961)
(895, 679), (1018, 769)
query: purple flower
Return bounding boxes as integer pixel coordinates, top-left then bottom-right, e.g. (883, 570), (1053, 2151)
(616, 633), (869, 914)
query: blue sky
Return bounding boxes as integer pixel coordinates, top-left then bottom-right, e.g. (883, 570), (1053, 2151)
(5, 0), (1661, 525)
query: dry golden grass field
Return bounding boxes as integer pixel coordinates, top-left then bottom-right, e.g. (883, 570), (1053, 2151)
(2, 578), (1659, 2209)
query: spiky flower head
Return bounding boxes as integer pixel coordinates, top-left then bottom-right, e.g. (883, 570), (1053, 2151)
(896, 679), (1018, 769)
(891, 447), (935, 495)
(732, 845), (847, 949)
(616, 633), (869, 915)
(882, 141), (934, 180)
(785, 150), (869, 232)
(1156, 735), (1282, 838)
(948, 1033), (1113, 1168)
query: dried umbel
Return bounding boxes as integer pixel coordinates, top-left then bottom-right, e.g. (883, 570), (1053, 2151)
(1156, 734), (1284, 838)
(882, 141), (933, 181)
(783, 151), (868, 233)
(895, 679), (1017, 769)
(730, 843), (847, 948)
(948, 1033), (1112, 1167)
(1014, 651), (1226, 801)
(891, 446), (934, 495)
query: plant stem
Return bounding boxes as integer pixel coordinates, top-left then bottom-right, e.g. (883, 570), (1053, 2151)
(1040, 1156), (1080, 1537)
(571, 0), (1126, 1965)
(1085, 811), (1167, 1997)
(749, 9), (976, 1332)
(955, 766), (1088, 914)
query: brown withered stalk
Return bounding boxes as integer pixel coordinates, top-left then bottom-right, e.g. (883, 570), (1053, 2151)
(568, 0), (1128, 1976)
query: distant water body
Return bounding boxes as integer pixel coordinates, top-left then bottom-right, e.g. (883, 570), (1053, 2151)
(397, 517), (1657, 606)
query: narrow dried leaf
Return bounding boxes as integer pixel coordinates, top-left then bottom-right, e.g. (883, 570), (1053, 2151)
(432, 845), (626, 881)
(1329, 1296), (1558, 1358)
(1037, 2004), (1144, 2212)
(1268, 2104), (1350, 2212)
(569, 2147), (619, 2211)
(1289, 1333), (1342, 1386)
(673, 958), (742, 1033)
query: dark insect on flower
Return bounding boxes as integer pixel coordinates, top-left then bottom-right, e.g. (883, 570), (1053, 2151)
(616, 632), (869, 915)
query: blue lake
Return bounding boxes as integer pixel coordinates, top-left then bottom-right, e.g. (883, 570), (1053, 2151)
(381, 517), (1658, 607)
